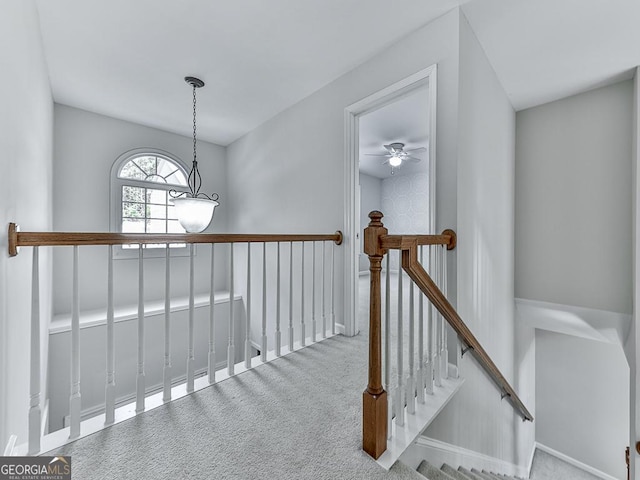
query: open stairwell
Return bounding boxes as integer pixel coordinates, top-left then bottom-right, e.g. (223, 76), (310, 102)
(413, 449), (606, 480)
(416, 461), (524, 480)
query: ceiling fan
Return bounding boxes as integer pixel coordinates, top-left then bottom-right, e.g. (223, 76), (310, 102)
(364, 142), (426, 174)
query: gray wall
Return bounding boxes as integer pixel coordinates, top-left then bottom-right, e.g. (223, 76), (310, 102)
(515, 71), (634, 479)
(52, 105), (229, 314)
(0, 0), (53, 446)
(227, 9), (461, 337)
(536, 330), (629, 479)
(426, 13), (534, 467)
(515, 80), (633, 314)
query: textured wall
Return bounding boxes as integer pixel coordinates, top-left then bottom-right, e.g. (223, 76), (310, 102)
(382, 171), (430, 233)
(382, 171), (430, 270)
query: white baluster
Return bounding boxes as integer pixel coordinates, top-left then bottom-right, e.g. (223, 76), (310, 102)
(261, 242), (267, 362)
(288, 242), (294, 351)
(385, 254), (392, 439)
(445, 242), (459, 379)
(228, 243), (235, 375)
(106, 245), (116, 422)
(28, 247), (41, 454)
(311, 242), (317, 342)
(311, 242), (318, 343)
(136, 245), (145, 413)
(331, 241), (336, 334)
(441, 245), (449, 379)
(163, 245), (172, 400)
(275, 242), (281, 356)
(433, 244), (442, 388)
(426, 245), (434, 395)
(245, 243), (252, 368)
(321, 241), (326, 338)
(70, 246), (81, 438)
(208, 244), (216, 384)
(416, 245), (425, 404)
(407, 281), (415, 415)
(186, 244), (195, 392)
(396, 250), (404, 426)
(301, 242), (306, 346)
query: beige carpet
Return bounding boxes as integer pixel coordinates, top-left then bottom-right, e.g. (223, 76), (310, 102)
(45, 326), (422, 479)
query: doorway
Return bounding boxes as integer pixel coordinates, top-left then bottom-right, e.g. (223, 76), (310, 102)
(343, 65), (437, 335)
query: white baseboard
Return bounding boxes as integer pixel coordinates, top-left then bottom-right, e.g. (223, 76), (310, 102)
(535, 442), (619, 480)
(402, 436), (528, 478)
(527, 440), (536, 477)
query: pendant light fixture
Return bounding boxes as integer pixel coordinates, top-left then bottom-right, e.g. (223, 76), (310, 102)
(170, 76), (220, 233)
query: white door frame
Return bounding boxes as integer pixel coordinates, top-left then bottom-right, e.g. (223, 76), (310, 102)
(343, 64), (438, 336)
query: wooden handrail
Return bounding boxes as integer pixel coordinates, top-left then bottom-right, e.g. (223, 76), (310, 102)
(362, 211), (532, 460)
(8, 223), (342, 256)
(400, 241), (533, 422)
(380, 230), (457, 250)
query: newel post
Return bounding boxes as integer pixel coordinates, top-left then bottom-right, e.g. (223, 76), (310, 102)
(363, 210), (388, 459)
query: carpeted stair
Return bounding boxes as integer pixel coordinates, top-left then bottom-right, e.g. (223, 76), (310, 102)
(417, 461), (456, 480)
(458, 466), (487, 480)
(472, 468), (498, 480)
(414, 446), (606, 479)
(416, 461), (521, 480)
(441, 464), (474, 480)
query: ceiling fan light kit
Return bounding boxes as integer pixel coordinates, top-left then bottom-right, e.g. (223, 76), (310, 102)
(389, 155), (402, 167)
(364, 142), (426, 175)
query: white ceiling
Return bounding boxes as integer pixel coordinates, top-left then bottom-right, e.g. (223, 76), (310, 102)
(462, 0), (640, 110)
(359, 87), (429, 180)
(34, 0), (640, 146)
(34, 0), (459, 146)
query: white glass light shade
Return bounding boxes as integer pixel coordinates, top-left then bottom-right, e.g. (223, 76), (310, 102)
(389, 155), (402, 167)
(171, 197), (219, 233)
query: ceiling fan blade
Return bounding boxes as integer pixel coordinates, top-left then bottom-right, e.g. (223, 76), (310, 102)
(406, 156), (422, 162)
(404, 147), (427, 153)
(363, 153), (391, 157)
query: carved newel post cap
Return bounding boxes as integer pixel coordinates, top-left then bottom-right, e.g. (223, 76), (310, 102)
(368, 211), (384, 226)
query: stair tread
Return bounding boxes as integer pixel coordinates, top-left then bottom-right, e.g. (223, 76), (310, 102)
(441, 463), (475, 480)
(482, 471), (504, 480)
(417, 461), (457, 480)
(471, 468), (497, 480)
(458, 467), (487, 480)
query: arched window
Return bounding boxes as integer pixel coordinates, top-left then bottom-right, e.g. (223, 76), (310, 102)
(111, 149), (189, 249)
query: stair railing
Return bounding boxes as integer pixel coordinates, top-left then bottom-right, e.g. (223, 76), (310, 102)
(8, 223), (342, 455)
(362, 211), (533, 460)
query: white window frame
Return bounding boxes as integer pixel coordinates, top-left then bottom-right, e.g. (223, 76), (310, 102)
(110, 148), (192, 259)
